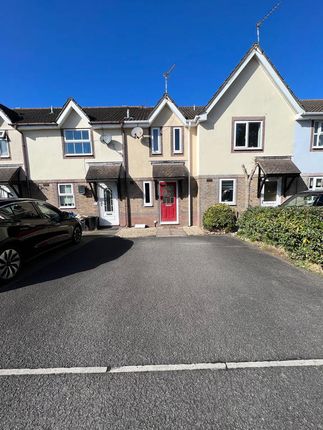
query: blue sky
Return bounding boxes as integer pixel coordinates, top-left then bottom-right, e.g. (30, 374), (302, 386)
(2, 0), (323, 108)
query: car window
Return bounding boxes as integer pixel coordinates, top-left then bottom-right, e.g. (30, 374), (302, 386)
(315, 194), (323, 206)
(0, 206), (14, 220)
(284, 194), (318, 207)
(36, 202), (61, 222)
(9, 202), (40, 220)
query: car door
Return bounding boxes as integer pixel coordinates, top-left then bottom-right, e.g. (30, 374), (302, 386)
(5, 201), (50, 251)
(35, 202), (72, 245)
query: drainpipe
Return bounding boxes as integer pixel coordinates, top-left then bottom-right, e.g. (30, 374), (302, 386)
(15, 126), (31, 197)
(187, 120), (192, 226)
(121, 123), (131, 227)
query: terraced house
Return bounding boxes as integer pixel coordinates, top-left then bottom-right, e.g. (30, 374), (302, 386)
(0, 44), (322, 227)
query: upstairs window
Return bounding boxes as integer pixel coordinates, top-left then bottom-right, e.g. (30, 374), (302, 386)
(64, 129), (92, 156)
(233, 120), (263, 150)
(151, 128), (161, 154)
(309, 177), (323, 190)
(0, 131), (9, 158)
(172, 127), (183, 154)
(313, 121), (323, 148)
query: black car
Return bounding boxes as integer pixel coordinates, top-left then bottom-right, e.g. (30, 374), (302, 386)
(281, 190), (323, 207)
(0, 198), (82, 282)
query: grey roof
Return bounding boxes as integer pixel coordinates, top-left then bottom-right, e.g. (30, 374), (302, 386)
(152, 162), (188, 179)
(256, 157), (301, 175)
(85, 163), (122, 182)
(0, 102), (205, 125)
(300, 100), (323, 113)
(0, 166), (27, 183)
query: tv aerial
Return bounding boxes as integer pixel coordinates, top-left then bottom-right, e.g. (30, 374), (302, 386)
(256, 2), (281, 45)
(163, 64), (176, 94)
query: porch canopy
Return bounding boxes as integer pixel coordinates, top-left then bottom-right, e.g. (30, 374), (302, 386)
(86, 163), (122, 201)
(256, 157), (301, 197)
(152, 162), (188, 179)
(0, 166), (28, 197)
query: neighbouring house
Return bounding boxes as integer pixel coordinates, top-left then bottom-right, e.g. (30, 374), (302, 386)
(0, 44), (322, 227)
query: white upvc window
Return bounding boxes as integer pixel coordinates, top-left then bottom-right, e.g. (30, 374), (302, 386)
(58, 184), (75, 208)
(309, 176), (323, 190)
(234, 120), (263, 150)
(313, 121), (323, 148)
(0, 131), (9, 158)
(172, 127), (183, 154)
(151, 127), (161, 154)
(143, 181), (153, 206)
(64, 129), (92, 156)
(219, 179), (236, 205)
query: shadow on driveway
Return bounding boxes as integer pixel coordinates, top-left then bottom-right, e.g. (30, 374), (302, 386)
(1, 236), (133, 292)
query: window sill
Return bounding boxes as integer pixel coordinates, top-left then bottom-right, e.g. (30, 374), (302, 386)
(311, 146), (323, 150)
(59, 206), (76, 210)
(233, 147), (263, 151)
(220, 201), (236, 206)
(143, 204), (153, 207)
(64, 154), (93, 157)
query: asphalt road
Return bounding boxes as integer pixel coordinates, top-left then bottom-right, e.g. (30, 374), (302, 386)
(0, 235), (323, 429)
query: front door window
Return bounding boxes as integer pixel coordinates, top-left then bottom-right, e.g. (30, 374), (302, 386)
(104, 187), (113, 213)
(261, 178), (281, 207)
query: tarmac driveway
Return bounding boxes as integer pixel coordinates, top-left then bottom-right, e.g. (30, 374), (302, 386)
(0, 234), (323, 429)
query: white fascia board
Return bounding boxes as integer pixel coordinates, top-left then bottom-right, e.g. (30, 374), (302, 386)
(297, 112), (323, 119)
(149, 98), (188, 125)
(56, 100), (90, 126)
(91, 124), (122, 129)
(0, 110), (12, 125)
(255, 52), (304, 115)
(17, 125), (58, 130)
(205, 51), (256, 115)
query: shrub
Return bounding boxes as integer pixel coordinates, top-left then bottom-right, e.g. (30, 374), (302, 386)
(238, 207), (323, 266)
(203, 204), (236, 232)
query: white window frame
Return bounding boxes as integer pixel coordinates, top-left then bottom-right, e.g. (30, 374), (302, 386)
(0, 131), (9, 158)
(58, 183), (75, 208)
(219, 179), (236, 206)
(312, 121), (323, 148)
(143, 181), (153, 207)
(63, 129), (93, 156)
(233, 120), (263, 150)
(309, 176), (323, 190)
(172, 127), (183, 154)
(151, 127), (161, 154)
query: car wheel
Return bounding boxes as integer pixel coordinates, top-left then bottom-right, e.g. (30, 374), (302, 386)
(72, 226), (82, 244)
(0, 247), (22, 281)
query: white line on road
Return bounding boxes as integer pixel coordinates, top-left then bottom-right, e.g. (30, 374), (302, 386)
(109, 362), (226, 373)
(0, 367), (108, 376)
(1, 359), (323, 377)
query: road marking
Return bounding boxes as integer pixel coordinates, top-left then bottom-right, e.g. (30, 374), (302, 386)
(110, 363), (226, 373)
(226, 359), (323, 369)
(0, 359), (323, 377)
(0, 367), (107, 376)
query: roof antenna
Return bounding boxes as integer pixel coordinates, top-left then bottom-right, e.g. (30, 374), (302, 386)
(163, 64), (176, 94)
(256, 2), (281, 45)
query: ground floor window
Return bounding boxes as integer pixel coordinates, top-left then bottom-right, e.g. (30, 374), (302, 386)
(309, 177), (323, 190)
(219, 179), (236, 205)
(143, 181), (153, 206)
(58, 183), (75, 208)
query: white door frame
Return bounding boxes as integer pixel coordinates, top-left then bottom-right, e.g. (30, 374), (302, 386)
(261, 177), (282, 207)
(159, 180), (179, 225)
(98, 182), (119, 226)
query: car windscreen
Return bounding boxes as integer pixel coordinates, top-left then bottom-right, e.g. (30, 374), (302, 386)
(283, 194), (320, 207)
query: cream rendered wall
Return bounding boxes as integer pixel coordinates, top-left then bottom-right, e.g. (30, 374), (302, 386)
(198, 57), (296, 176)
(26, 109), (122, 181)
(0, 118), (24, 166)
(127, 105), (189, 179)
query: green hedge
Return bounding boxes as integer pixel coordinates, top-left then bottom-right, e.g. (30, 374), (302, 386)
(203, 204), (237, 232)
(237, 207), (323, 266)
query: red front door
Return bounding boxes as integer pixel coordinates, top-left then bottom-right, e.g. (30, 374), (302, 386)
(160, 181), (177, 223)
